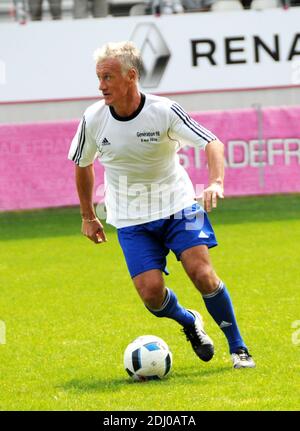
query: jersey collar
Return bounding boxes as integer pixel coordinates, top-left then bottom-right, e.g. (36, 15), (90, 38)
(109, 93), (146, 122)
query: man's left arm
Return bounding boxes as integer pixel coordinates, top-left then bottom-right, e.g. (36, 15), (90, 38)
(203, 139), (225, 212)
(167, 102), (224, 211)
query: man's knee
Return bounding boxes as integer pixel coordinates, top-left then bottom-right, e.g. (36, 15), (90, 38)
(189, 265), (218, 294)
(138, 282), (165, 309)
(133, 272), (165, 309)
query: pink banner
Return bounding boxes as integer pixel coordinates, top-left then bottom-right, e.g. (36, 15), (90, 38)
(0, 106), (300, 211)
(189, 106), (300, 196)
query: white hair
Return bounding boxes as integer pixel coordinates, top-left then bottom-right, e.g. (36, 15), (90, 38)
(93, 41), (143, 79)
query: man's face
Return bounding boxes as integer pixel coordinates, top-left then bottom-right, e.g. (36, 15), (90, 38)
(96, 58), (131, 106)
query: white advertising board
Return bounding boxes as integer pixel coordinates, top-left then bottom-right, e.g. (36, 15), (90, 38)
(0, 8), (300, 102)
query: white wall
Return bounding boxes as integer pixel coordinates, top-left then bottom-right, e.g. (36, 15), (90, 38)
(1, 8), (300, 122)
(1, 86), (300, 124)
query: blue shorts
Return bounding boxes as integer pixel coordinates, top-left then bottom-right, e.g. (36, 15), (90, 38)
(117, 203), (218, 278)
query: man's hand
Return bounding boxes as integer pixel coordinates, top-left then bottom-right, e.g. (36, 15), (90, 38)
(202, 182), (224, 212)
(81, 217), (107, 244)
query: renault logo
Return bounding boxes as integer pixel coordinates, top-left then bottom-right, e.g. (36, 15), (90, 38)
(130, 23), (171, 88)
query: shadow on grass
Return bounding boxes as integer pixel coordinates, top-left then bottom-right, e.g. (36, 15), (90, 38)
(0, 194), (299, 241)
(173, 365), (231, 379)
(59, 366), (230, 393)
(59, 377), (130, 393)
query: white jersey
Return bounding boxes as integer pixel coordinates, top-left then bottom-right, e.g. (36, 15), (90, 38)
(68, 93), (217, 228)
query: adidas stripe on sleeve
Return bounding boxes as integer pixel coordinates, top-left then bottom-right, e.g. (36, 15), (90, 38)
(169, 102), (217, 149)
(68, 116), (98, 167)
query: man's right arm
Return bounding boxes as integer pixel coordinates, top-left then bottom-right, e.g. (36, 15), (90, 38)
(75, 164), (107, 244)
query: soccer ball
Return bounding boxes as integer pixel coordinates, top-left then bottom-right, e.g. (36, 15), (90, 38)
(124, 335), (172, 381)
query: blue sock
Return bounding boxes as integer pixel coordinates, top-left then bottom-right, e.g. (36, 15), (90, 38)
(146, 288), (195, 327)
(203, 281), (247, 354)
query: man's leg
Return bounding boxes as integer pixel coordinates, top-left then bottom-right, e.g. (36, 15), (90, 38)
(28, 0), (43, 20)
(132, 269), (214, 362)
(132, 269), (194, 325)
(48, 0), (62, 19)
(92, 0), (108, 17)
(117, 223), (214, 362)
(180, 245), (255, 368)
(73, 0), (89, 18)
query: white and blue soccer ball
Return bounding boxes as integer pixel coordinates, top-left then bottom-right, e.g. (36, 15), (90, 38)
(124, 335), (172, 381)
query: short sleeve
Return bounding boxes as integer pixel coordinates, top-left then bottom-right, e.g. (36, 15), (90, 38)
(169, 102), (217, 149)
(68, 116), (97, 167)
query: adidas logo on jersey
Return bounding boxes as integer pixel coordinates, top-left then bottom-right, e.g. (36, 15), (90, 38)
(102, 137), (111, 146)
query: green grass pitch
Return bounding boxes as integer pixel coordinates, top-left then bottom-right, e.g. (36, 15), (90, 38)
(0, 194), (299, 411)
